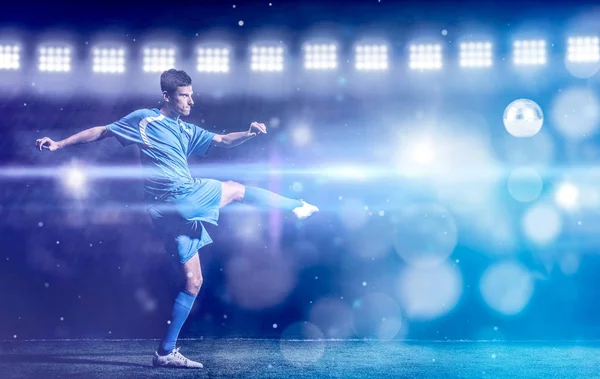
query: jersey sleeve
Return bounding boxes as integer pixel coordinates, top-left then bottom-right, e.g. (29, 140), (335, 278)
(105, 109), (149, 147)
(188, 124), (217, 157)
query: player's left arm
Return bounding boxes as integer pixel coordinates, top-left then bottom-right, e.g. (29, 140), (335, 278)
(212, 122), (267, 148)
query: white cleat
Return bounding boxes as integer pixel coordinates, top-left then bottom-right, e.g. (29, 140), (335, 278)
(152, 347), (204, 369)
(292, 200), (319, 219)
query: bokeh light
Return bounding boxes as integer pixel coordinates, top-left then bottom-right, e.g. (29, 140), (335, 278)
(559, 251), (581, 275)
(551, 87), (600, 140)
(554, 182), (579, 209)
(507, 167), (543, 202)
(522, 203), (562, 245)
(279, 322), (325, 366)
(225, 252), (298, 310)
(290, 124), (313, 147)
(351, 293), (403, 340)
(61, 164), (88, 198)
(309, 297), (354, 339)
(396, 262), (462, 320)
(480, 261), (534, 316)
(338, 198), (369, 230)
(500, 129), (555, 166)
(391, 203), (458, 267)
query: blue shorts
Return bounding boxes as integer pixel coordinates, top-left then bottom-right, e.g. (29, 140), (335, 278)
(147, 178), (222, 264)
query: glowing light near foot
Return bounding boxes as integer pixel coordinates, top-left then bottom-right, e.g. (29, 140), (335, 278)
(290, 125), (312, 147)
(338, 198), (368, 230)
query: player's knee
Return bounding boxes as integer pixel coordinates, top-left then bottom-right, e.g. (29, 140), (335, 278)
(186, 276), (203, 296)
(233, 182), (245, 201)
(224, 181), (245, 202)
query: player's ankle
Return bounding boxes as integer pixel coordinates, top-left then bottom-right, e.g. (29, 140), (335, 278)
(158, 347), (172, 356)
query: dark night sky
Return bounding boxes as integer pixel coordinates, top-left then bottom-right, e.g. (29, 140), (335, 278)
(3, 0), (599, 34)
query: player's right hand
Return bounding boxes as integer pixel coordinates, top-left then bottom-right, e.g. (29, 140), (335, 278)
(36, 137), (61, 151)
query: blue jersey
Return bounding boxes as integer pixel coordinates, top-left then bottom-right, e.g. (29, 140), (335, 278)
(106, 108), (217, 204)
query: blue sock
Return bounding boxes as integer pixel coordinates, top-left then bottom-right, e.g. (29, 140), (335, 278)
(243, 186), (303, 211)
(158, 290), (197, 355)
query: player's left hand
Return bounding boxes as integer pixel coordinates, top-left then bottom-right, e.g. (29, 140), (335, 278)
(248, 122), (267, 137)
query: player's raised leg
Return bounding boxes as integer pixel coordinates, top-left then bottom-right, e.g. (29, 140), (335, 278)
(153, 252), (204, 369)
(219, 180), (319, 219)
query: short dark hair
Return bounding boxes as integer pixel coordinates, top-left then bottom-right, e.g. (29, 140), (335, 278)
(160, 69), (192, 95)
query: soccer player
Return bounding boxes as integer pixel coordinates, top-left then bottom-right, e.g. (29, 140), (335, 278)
(35, 68), (319, 368)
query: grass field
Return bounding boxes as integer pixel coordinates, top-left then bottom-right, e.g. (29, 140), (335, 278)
(1, 339), (598, 378)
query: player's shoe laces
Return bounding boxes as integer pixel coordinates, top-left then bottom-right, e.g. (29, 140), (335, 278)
(292, 200), (319, 219)
(152, 347), (204, 369)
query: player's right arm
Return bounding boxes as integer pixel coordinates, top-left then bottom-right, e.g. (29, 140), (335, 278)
(35, 126), (112, 151)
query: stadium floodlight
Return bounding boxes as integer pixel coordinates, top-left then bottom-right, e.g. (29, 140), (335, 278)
(250, 45), (284, 72)
(355, 44), (389, 71)
(38, 45), (72, 72)
(513, 40), (547, 66)
(92, 46), (126, 73)
(143, 46), (176, 73)
(459, 42), (493, 68)
(303, 43), (337, 70)
(409, 44), (442, 70)
(567, 36), (600, 63)
(197, 46), (230, 73)
(0, 44), (20, 70)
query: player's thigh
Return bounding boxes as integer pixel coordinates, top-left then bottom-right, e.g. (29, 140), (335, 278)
(147, 204), (212, 266)
(219, 180), (245, 207)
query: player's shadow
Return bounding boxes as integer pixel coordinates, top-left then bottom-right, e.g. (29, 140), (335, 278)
(0, 353), (149, 368)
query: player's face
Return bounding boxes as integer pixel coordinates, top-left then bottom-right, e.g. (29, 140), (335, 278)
(168, 85), (194, 117)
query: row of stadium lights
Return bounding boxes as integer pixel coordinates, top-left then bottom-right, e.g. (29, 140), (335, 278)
(0, 37), (598, 73)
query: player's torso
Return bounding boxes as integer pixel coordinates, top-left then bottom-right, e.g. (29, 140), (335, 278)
(141, 114), (192, 158)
